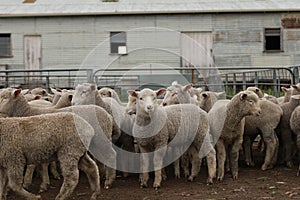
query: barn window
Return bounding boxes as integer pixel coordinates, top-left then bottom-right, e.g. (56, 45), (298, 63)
(110, 32), (127, 54)
(264, 28), (282, 52)
(0, 34), (12, 57)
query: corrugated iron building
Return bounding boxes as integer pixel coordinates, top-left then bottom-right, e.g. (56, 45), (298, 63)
(1, 0), (300, 73)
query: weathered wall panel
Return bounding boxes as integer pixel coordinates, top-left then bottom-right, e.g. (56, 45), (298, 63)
(0, 12), (300, 71)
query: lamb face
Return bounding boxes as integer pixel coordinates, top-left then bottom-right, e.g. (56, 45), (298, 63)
(126, 95), (137, 115)
(162, 82), (193, 106)
(239, 91), (261, 117)
(128, 88), (165, 114)
(72, 83), (96, 105)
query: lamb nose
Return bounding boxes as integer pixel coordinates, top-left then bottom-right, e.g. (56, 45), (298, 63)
(147, 105), (153, 110)
(162, 102), (167, 106)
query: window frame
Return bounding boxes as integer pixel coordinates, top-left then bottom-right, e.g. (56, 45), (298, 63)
(110, 32), (127, 54)
(0, 33), (12, 58)
(263, 28), (283, 53)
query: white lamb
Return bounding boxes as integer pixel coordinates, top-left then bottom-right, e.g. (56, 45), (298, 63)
(208, 90), (261, 181)
(128, 88), (216, 189)
(0, 112), (100, 200)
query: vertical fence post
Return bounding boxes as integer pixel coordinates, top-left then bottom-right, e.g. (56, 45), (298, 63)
(87, 69), (93, 83)
(45, 76), (49, 90)
(273, 69), (278, 97)
(293, 66), (299, 84)
(225, 74), (228, 97)
(242, 72), (246, 91)
(254, 71), (258, 87)
(233, 73), (237, 94)
(5, 64), (9, 88)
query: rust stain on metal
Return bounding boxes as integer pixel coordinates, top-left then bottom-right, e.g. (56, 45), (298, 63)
(282, 18), (300, 28)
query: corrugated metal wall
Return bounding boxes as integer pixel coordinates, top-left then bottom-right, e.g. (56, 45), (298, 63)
(0, 12), (300, 71)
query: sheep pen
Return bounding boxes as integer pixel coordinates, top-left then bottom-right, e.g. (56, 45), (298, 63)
(2, 86), (300, 200)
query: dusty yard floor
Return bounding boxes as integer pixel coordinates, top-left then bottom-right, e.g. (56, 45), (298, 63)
(6, 152), (300, 200)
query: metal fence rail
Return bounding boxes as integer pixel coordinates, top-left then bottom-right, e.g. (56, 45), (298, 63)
(93, 66), (298, 98)
(0, 68), (93, 89)
(0, 65), (298, 98)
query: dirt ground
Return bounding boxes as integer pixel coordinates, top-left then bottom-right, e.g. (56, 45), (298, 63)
(6, 150), (300, 200)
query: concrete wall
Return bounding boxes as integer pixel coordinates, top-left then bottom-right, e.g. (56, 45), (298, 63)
(0, 12), (299, 72)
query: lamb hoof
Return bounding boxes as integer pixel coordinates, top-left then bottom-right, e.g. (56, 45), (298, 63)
(23, 184), (29, 190)
(39, 183), (49, 193)
(90, 191), (101, 200)
(188, 176), (194, 182)
(162, 174), (167, 181)
(207, 178), (214, 185)
(140, 182), (147, 188)
(261, 164), (268, 171)
(183, 172), (189, 178)
(122, 172), (129, 178)
(34, 195), (42, 200)
(232, 173), (238, 180)
(153, 183), (160, 190)
(104, 184), (111, 189)
(217, 176), (224, 182)
(286, 161), (294, 168)
(174, 174), (180, 179)
(246, 161), (255, 167)
(38, 188), (46, 193)
(53, 174), (61, 180)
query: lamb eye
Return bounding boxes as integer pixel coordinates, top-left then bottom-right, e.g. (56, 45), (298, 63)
(248, 100), (253, 104)
(139, 97), (143, 101)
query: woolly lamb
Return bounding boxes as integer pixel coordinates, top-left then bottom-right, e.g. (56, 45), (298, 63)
(276, 95), (300, 168)
(73, 83), (136, 178)
(291, 83), (300, 95)
(28, 99), (53, 107)
(208, 90), (261, 181)
(72, 83), (122, 143)
(161, 82), (217, 179)
(0, 112), (100, 200)
(162, 81), (198, 106)
(198, 91), (225, 112)
(290, 105), (300, 176)
(277, 86), (293, 104)
(0, 88), (115, 190)
(99, 87), (126, 106)
(128, 88), (216, 189)
(242, 87), (281, 170)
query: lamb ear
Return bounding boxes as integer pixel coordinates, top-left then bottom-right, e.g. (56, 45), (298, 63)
(171, 81), (178, 86)
(21, 89), (29, 95)
(127, 90), (138, 98)
(240, 92), (248, 100)
(281, 87), (288, 93)
(34, 95), (41, 100)
(202, 93), (208, 98)
(108, 90), (112, 97)
(183, 83), (193, 92)
(292, 85), (299, 90)
(68, 95), (73, 101)
(13, 89), (22, 97)
(156, 88), (166, 97)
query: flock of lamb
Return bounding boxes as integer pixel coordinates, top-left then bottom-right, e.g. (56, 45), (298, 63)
(0, 81), (299, 200)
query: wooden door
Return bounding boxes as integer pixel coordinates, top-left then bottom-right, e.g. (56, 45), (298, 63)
(180, 32), (213, 78)
(24, 35), (42, 70)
